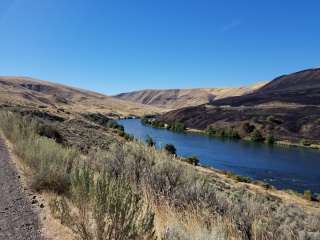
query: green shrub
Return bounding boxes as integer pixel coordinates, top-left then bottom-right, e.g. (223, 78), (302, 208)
(146, 135), (155, 147)
(266, 134), (275, 145)
(316, 193), (320, 202)
(142, 117), (184, 131)
(206, 126), (240, 139)
(164, 144), (177, 155)
(300, 139), (311, 146)
(51, 168), (156, 240)
(226, 172), (251, 183)
(225, 128), (240, 139)
(107, 120), (124, 131)
(118, 131), (125, 137)
(94, 174), (155, 240)
(124, 133), (134, 141)
(151, 121), (165, 128)
(206, 126), (217, 136)
(185, 155), (199, 166)
(141, 116), (168, 129)
(303, 190), (312, 201)
(0, 111), (78, 193)
(24, 136), (78, 193)
(267, 116), (283, 124)
(141, 117), (150, 125)
(170, 121), (186, 132)
(37, 123), (63, 143)
(250, 129), (265, 142)
(242, 122), (255, 133)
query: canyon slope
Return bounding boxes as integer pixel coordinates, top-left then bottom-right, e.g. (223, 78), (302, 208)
(0, 76), (162, 117)
(161, 68), (320, 145)
(114, 82), (266, 110)
(212, 68), (320, 107)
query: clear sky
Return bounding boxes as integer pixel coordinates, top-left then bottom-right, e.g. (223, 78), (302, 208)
(0, 0), (319, 95)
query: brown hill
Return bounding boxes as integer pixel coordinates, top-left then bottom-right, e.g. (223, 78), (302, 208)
(114, 82), (266, 110)
(160, 68), (320, 145)
(212, 68), (320, 107)
(0, 76), (162, 116)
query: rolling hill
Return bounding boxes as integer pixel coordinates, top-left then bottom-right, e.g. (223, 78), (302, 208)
(114, 82), (266, 110)
(160, 68), (320, 145)
(212, 68), (320, 107)
(0, 76), (162, 117)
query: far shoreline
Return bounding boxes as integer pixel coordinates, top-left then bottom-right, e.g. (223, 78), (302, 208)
(120, 117), (320, 151)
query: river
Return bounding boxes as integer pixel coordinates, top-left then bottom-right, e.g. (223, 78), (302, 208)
(119, 119), (320, 193)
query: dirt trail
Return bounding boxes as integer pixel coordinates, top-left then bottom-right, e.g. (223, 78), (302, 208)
(0, 137), (41, 240)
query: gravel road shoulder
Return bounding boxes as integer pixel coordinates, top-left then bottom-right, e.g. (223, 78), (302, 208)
(0, 137), (41, 240)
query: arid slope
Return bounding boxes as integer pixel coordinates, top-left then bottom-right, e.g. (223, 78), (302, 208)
(114, 82), (266, 109)
(213, 68), (320, 106)
(0, 76), (162, 116)
(161, 68), (320, 145)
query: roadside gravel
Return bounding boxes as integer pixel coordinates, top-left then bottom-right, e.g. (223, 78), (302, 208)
(0, 137), (41, 240)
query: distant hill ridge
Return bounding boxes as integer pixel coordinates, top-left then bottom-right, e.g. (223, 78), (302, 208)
(212, 68), (320, 106)
(0, 76), (162, 116)
(115, 82), (267, 109)
(160, 68), (320, 145)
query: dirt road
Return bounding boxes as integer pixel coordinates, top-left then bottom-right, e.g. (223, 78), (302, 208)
(0, 137), (41, 240)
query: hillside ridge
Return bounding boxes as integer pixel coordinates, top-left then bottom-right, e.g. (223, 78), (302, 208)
(114, 82), (267, 109)
(0, 76), (162, 116)
(160, 68), (320, 145)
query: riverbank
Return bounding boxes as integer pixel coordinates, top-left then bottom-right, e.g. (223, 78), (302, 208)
(187, 127), (320, 150)
(175, 152), (320, 202)
(193, 162), (320, 212)
(186, 127), (320, 150)
(139, 116), (320, 151)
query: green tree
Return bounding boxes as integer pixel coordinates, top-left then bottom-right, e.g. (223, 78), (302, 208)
(164, 144), (176, 155)
(242, 122), (255, 133)
(146, 135), (155, 147)
(185, 155), (199, 166)
(206, 126), (217, 136)
(107, 120), (125, 132)
(251, 129), (265, 142)
(170, 121), (185, 132)
(266, 134), (275, 144)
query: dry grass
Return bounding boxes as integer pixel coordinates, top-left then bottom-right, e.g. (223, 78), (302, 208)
(40, 192), (76, 240)
(1, 110), (320, 240)
(0, 111), (79, 193)
(154, 203), (240, 240)
(89, 142), (320, 239)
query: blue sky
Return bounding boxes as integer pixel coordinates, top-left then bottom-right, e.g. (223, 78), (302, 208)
(0, 0), (319, 95)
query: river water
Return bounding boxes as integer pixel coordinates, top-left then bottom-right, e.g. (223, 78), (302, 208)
(119, 119), (320, 193)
